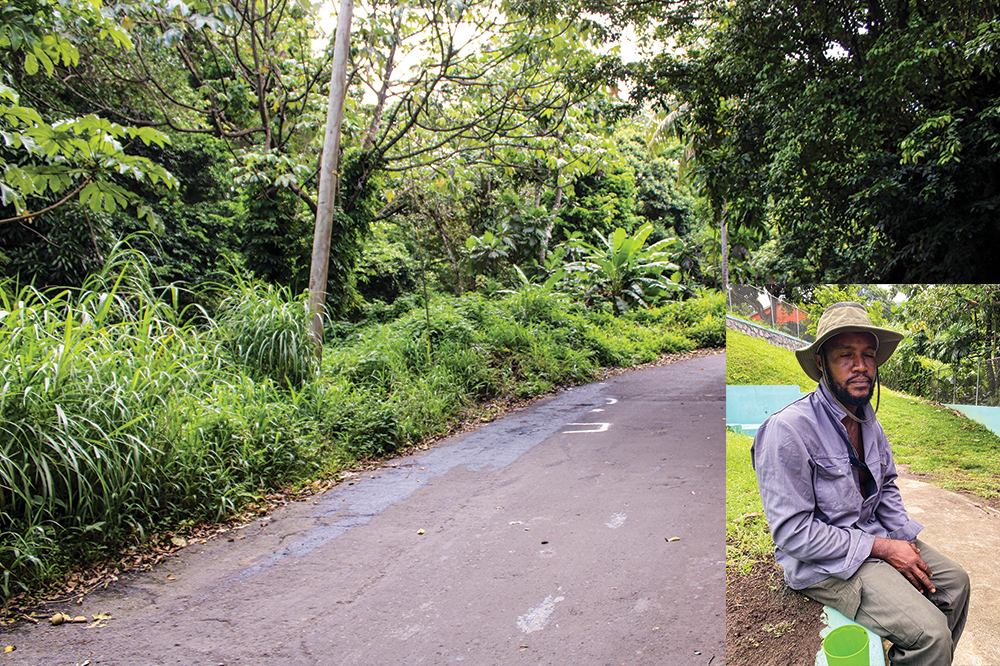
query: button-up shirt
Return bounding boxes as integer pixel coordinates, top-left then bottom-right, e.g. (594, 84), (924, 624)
(750, 380), (923, 589)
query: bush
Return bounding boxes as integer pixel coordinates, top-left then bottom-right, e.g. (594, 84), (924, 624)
(216, 278), (316, 387)
(0, 253), (722, 599)
(0, 258), (216, 593)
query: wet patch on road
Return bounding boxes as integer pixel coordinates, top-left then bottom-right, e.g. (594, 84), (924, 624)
(225, 382), (609, 583)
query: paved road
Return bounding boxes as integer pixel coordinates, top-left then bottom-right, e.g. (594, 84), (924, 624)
(6, 351), (726, 666)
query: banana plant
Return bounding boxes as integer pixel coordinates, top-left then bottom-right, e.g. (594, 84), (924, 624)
(566, 223), (682, 316)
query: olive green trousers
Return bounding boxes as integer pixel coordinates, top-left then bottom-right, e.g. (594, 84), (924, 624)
(802, 539), (970, 666)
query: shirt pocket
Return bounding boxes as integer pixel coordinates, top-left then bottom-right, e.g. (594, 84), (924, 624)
(812, 455), (858, 516)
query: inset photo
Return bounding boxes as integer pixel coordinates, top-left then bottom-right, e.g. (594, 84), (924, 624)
(726, 284), (998, 666)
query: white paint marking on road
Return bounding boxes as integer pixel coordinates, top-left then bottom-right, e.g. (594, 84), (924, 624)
(517, 593), (565, 633)
(606, 512), (627, 529)
(590, 408), (605, 413)
(563, 422), (610, 433)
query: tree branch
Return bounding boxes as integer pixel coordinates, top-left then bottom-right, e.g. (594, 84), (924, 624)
(0, 178), (93, 226)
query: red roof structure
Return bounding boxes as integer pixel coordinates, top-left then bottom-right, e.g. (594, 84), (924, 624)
(749, 306), (808, 326)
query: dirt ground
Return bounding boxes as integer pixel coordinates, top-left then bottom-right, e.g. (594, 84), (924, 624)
(726, 555), (825, 666)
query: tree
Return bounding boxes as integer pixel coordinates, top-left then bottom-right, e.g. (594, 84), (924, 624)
(652, 0), (1000, 282)
(898, 285), (1000, 403)
(1, 0), (177, 228)
(2, 0), (331, 290)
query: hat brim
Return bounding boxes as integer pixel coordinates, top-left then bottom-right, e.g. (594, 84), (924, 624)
(795, 325), (904, 382)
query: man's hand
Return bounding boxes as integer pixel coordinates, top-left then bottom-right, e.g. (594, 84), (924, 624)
(871, 537), (935, 593)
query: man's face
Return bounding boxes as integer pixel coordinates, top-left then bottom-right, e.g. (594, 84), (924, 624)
(815, 331), (877, 408)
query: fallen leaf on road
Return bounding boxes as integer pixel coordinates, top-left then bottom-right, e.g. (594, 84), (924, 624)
(417, 529), (425, 535)
(171, 537), (187, 548)
(5, 645), (14, 652)
(92, 613), (113, 621)
(666, 537), (680, 542)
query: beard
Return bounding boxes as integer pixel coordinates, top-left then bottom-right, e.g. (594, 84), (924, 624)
(829, 373), (875, 408)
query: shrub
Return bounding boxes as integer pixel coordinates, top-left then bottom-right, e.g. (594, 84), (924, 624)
(0, 258), (216, 593)
(216, 278), (316, 388)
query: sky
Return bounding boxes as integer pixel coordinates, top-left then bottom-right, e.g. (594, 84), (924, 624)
(314, 1), (647, 104)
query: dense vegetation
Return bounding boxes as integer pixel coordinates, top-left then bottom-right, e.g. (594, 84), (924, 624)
(0, 0), (729, 602)
(683, 1), (1000, 282)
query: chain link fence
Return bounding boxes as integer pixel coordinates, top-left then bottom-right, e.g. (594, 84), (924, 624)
(881, 354), (1000, 407)
(726, 284), (815, 343)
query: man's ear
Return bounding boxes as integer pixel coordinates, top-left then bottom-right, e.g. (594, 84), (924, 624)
(814, 352), (823, 373)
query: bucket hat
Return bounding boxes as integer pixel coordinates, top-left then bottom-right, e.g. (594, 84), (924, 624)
(795, 302), (904, 382)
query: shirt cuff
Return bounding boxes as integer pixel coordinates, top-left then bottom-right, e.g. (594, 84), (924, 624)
(886, 518), (924, 543)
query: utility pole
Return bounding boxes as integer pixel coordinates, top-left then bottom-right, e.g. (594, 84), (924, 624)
(307, 0), (354, 354)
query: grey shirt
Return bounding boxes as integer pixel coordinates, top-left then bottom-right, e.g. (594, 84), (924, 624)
(751, 380), (923, 589)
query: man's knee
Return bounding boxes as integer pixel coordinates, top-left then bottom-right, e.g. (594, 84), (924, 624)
(888, 615), (954, 666)
(952, 562), (971, 596)
(925, 546), (971, 613)
(916, 618), (954, 660)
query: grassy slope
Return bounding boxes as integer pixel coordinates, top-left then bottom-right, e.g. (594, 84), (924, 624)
(726, 329), (1000, 571)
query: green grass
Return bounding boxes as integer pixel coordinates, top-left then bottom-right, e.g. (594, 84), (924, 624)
(725, 430), (772, 575)
(726, 328), (1000, 570)
(725, 329), (812, 390)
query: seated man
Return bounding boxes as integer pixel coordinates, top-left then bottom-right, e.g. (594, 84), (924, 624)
(751, 301), (970, 666)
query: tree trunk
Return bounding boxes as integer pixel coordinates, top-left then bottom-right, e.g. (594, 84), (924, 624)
(307, 0), (354, 354)
(428, 208), (464, 295)
(539, 178), (562, 264)
(720, 202), (729, 293)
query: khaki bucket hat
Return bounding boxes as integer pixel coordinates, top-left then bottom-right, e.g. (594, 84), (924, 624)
(795, 302), (904, 382)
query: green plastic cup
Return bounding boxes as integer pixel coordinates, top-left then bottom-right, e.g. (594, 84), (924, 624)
(823, 624), (870, 665)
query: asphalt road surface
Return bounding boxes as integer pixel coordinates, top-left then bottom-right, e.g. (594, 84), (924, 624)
(6, 351), (726, 666)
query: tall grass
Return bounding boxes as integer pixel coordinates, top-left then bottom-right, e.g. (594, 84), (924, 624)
(0, 249), (217, 594)
(215, 277), (316, 387)
(0, 248), (326, 596)
(1, 250), (723, 600)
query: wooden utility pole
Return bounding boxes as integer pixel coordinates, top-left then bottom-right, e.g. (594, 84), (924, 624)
(308, 0), (354, 354)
